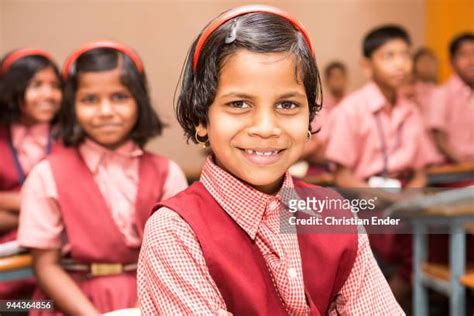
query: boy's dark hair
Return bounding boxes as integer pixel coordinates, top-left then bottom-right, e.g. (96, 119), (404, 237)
(449, 32), (474, 59)
(59, 48), (164, 147)
(0, 54), (61, 126)
(176, 12), (323, 142)
(324, 61), (346, 79)
(413, 47), (436, 64)
(363, 25), (411, 58)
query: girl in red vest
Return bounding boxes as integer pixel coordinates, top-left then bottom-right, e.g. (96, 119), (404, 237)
(0, 49), (62, 298)
(138, 5), (403, 315)
(17, 41), (188, 315)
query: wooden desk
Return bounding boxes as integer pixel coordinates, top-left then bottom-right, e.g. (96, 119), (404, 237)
(395, 202), (474, 316)
(303, 162), (474, 187)
(427, 162), (474, 185)
(0, 254), (33, 281)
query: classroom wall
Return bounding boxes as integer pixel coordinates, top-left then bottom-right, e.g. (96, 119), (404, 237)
(0, 0), (425, 173)
(0, 1), (4, 53)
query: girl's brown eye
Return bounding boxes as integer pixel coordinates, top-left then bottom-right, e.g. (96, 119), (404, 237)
(81, 95), (98, 104)
(112, 93), (130, 102)
(29, 80), (42, 88)
(277, 101), (298, 110)
(228, 101), (250, 109)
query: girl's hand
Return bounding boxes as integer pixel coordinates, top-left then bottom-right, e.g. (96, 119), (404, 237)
(217, 309), (233, 316)
(31, 248), (100, 315)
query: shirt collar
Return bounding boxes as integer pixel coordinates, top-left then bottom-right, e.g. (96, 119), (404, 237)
(449, 75), (472, 96)
(364, 81), (391, 113)
(364, 81), (414, 121)
(200, 156), (295, 240)
(78, 139), (143, 174)
(10, 122), (49, 149)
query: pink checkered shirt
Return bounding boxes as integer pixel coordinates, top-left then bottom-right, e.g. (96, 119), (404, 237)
(138, 157), (403, 315)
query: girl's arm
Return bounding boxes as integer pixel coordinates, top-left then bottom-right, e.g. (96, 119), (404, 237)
(0, 191), (21, 212)
(0, 210), (19, 232)
(31, 248), (99, 315)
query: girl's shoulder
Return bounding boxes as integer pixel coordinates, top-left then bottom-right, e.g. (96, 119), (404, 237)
(22, 159), (58, 198)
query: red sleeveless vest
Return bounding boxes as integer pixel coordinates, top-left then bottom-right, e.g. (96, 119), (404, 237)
(0, 126), (24, 191)
(48, 146), (169, 264)
(155, 180), (357, 315)
(0, 125), (58, 242)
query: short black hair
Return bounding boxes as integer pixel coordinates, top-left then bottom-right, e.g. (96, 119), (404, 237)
(0, 53), (61, 126)
(449, 32), (474, 59)
(363, 25), (411, 58)
(413, 47), (436, 64)
(176, 11), (323, 142)
(59, 47), (164, 147)
(324, 61), (346, 79)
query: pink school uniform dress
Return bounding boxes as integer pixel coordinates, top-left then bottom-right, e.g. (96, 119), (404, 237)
(0, 123), (54, 298)
(138, 156), (403, 315)
(17, 139), (188, 315)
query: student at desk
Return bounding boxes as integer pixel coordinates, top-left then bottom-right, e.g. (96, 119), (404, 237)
(324, 25), (439, 307)
(428, 32), (474, 164)
(0, 49), (62, 299)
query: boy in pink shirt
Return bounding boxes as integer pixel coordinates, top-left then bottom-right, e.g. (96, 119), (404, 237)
(325, 25), (438, 307)
(428, 32), (474, 163)
(325, 26), (436, 187)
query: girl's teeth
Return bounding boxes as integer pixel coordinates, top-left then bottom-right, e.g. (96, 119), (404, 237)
(245, 149), (278, 156)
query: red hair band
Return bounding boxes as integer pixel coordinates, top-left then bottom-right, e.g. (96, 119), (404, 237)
(1, 48), (53, 75)
(192, 4), (315, 73)
(63, 40), (144, 79)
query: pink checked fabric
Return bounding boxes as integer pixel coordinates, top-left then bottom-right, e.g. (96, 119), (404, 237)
(138, 157), (403, 315)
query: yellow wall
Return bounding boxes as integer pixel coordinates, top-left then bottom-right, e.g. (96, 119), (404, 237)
(426, 0), (474, 83)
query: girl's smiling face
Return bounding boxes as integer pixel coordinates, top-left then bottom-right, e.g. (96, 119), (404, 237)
(75, 67), (138, 150)
(22, 66), (62, 125)
(197, 49), (309, 194)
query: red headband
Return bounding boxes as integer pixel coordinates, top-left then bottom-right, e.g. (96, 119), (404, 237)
(192, 4), (314, 73)
(1, 48), (53, 75)
(63, 40), (144, 79)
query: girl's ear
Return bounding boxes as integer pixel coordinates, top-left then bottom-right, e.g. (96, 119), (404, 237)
(196, 124), (208, 137)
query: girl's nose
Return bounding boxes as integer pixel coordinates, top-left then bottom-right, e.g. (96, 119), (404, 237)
(247, 107), (281, 138)
(98, 99), (114, 115)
